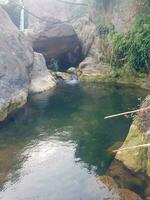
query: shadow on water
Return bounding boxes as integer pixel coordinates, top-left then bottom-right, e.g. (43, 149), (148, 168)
(0, 82), (149, 199)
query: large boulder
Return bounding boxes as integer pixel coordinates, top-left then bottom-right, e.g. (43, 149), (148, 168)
(24, 0), (71, 26)
(79, 57), (114, 80)
(119, 189), (143, 200)
(73, 16), (114, 80)
(0, 6), (33, 121)
(73, 16), (101, 59)
(0, 7), (56, 122)
(25, 18), (81, 67)
(116, 95), (150, 177)
(29, 53), (56, 94)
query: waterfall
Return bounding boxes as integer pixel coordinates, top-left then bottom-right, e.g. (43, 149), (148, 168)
(20, 6), (25, 31)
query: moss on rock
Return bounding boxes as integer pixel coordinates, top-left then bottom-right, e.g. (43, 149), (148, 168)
(116, 96), (150, 177)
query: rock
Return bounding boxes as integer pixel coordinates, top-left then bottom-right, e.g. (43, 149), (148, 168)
(97, 175), (143, 200)
(116, 95), (150, 176)
(24, 0), (71, 26)
(119, 189), (143, 200)
(1, 0), (25, 28)
(55, 72), (70, 80)
(73, 16), (98, 58)
(73, 16), (115, 80)
(79, 57), (114, 80)
(67, 67), (76, 74)
(97, 176), (119, 194)
(0, 7), (56, 121)
(88, 0), (148, 33)
(29, 53), (56, 94)
(0, 144), (23, 186)
(0, 6), (33, 121)
(107, 142), (123, 155)
(108, 159), (149, 193)
(25, 18), (81, 67)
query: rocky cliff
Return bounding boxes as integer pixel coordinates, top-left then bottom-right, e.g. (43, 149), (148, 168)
(73, 0), (150, 83)
(88, 0), (148, 33)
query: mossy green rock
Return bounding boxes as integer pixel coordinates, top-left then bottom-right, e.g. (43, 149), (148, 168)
(116, 96), (150, 177)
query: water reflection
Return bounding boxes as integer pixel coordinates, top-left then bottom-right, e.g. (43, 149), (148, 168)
(0, 83), (148, 199)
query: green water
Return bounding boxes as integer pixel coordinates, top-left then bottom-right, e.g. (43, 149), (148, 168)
(0, 83), (148, 200)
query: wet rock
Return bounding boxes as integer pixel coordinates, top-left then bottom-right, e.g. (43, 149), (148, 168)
(107, 142), (123, 155)
(119, 188), (143, 200)
(0, 7), (33, 121)
(108, 159), (150, 194)
(67, 67), (76, 74)
(97, 176), (119, 194)
(109, 159), (150, 198)
(115, 95), (150, 177)
(0, 145), (23, 186)
(55, 72), (70, 81)
(143, 77), (150, 90)
(29, 53), (56, 94)
(97, 175), (143, 200)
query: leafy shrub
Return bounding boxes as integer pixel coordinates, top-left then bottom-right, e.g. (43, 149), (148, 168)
(111, 10), (150, 73)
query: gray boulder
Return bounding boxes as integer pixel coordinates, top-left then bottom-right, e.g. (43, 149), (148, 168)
(0, 7), (56, 122)
(79, 57), (114, 80)
(73, 16), (115, 80)
(0, 6), (33, 121)
(25, 18), (81, 66)
(116, 95), (150, 177)
(73, 16), (98, 58)
(29, 53), (56, 94)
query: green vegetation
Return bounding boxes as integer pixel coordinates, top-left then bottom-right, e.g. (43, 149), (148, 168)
(111, 10), (150, 73)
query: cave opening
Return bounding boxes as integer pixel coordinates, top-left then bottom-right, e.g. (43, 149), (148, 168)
(47, 46), (83, 72)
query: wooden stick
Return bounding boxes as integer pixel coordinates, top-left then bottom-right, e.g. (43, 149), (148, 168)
(104, 106), (150, 119)
(113, 143), (150, 153)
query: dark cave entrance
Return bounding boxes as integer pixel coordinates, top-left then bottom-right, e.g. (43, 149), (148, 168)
(46, 46), (83, 72)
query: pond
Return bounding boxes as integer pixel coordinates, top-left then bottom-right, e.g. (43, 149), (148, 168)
(0, 83), (148, 200)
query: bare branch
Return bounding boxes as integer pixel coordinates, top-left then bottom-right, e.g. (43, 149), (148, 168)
(104, 106), (150, 119)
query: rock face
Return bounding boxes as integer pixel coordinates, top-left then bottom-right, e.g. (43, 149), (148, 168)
(29, 53), (56, 93)
(73, 16), (103, 61)
(73, 16), (98, 58)
(0, 6), (33, 121)
(79, 57), (114, 80)
(0, 7), (56, 122)
(24, 0), (71, 25)
(88, 0), (148, 33)
(116, 96), (150, 176)
(73, 16), (114, 80)
(97, 175), (143, 200)
(119, 189), (143, 200)
(25, 19), (81, 67)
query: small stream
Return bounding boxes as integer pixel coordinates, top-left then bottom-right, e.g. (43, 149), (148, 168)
(0, 83), (148, 200)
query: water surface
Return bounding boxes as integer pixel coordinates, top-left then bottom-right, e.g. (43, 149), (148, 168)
(0, 83), (148, 200)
